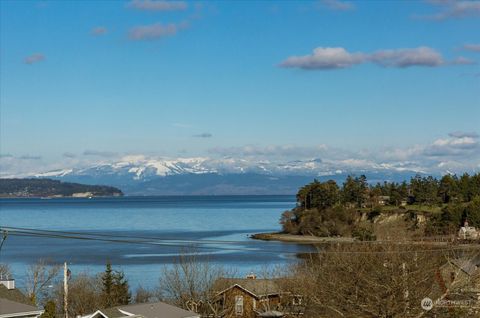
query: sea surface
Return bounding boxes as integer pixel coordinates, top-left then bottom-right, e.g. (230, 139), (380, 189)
(0, 195), (312, 289)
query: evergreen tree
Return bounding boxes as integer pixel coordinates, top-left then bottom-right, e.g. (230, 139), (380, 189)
(438, 174), (458, 203)
(101, 262), (114, 307)
(112, 270), (130, 306)
(40, 300), (56, 318)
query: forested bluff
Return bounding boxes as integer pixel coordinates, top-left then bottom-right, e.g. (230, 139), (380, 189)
(280, 173), (480, 241)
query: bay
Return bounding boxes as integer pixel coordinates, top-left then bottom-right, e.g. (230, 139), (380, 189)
(0, 195), (312, 289)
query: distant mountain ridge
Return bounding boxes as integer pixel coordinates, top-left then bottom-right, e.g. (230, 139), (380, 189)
(0, 178), (123, 198)
(23, 157), (429, 195)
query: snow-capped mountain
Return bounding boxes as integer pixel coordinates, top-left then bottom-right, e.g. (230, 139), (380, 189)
(28, 155), (426, 195)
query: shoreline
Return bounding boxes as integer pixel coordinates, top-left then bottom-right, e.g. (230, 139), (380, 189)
(250, 232), (355, 244)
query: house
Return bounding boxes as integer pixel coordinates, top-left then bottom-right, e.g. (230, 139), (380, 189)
(0, 279), (44, 318)
(429, 256), (480, 315)
(213, 275), (304, 318)
(377, 196), (390, 206)
(458, 220), (479, 240)
(81, 301), (200, 318)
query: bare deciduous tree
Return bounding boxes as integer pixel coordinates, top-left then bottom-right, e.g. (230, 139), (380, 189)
(285, 242), (476, 318)
(53, 272), (103, 317)
(134, 285), (158, 303)
(0, 263), (11, 279)
(158, 248), (236, 317)
(25, 259), (61, 305)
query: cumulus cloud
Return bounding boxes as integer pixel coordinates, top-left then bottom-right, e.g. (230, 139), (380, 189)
(420, 132), (479, 159)
(83, 150), (118, 157)
(319, 0), (355, 11)
(463, 44), (480, 52)
(193, 133), (213, 138)
(419, 0), (480, 20)
(448, 131), (479, 138)
(91, 26), (108, 36)
(280, 47), (365, 70)
(369, 47), (444, 68)
(24, 53), (45, 65)
(128, 22), (187, 40)
(126, 0), (187, 11)
(280, 46), (473, 70)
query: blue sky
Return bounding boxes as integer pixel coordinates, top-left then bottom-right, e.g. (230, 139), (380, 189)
(0, 0), (479, 175)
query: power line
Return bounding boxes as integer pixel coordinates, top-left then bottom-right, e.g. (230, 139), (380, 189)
(1, 226), (477, 255)
(1, 228), (303, 255)
(0, 225), (265, 245)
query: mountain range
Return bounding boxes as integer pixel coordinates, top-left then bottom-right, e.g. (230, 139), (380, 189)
(26, 156), (427, 195)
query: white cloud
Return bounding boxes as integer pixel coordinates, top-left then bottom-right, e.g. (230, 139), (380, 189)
(24, 53), (45, 65)
(128, 22), (187, 40)
(126, 0), (187, 11)
(448, 131), (479, 138)
(280, 46), (474, 70)
(419, 0), (480, 20)
(280, 47), (365, 70)
(280, 46), (443, 70)
(369, 47), (444, 68)
(2, 133), (478, 178)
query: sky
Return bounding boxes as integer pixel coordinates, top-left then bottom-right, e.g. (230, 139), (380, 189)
(0, 0), (479, 176)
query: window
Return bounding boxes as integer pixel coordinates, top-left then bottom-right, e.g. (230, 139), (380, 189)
(235, 296), (244, 315)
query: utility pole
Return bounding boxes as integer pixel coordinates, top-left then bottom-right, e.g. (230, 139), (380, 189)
(64, 262), (68, 318)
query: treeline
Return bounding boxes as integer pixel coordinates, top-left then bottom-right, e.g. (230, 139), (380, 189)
(0, 178), (123, 197)
(281, 173), (480, 238)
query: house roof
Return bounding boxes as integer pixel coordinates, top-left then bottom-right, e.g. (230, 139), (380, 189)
(0, 285), (33, 305)
(0, 298), (43, 317)
(118, 302), (200, 318)
(451, 257), (480, 276)
(88, 301), (199, 318)
(215, 278), (283, 298)
(94, 308), (125, 318)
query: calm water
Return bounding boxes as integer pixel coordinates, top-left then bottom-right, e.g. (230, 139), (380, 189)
(0, 196), (312, 289)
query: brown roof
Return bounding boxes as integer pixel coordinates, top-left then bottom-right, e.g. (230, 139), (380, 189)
(215, 278), (283, 298)
(0, 285), (34, 305)
(0, 298), (43, 316)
